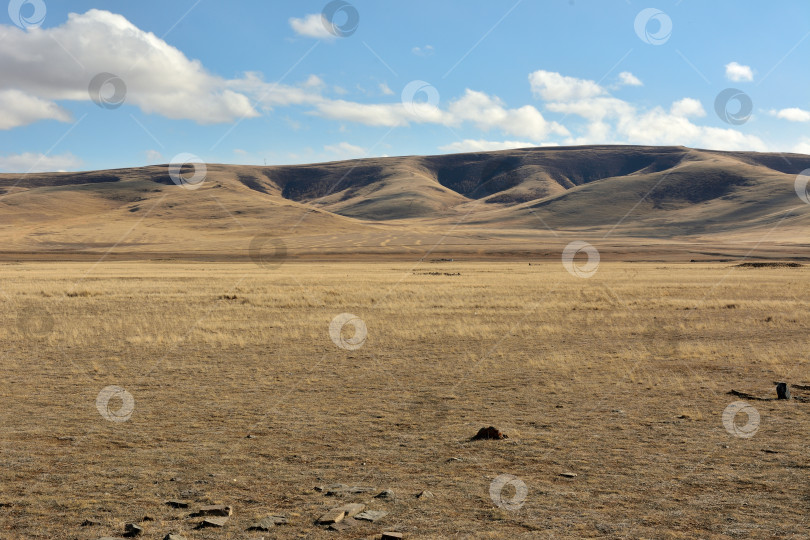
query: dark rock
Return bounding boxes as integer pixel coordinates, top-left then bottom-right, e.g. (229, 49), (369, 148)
(777, 382), (791, 400)
(471, 426), (508, 440)
(375, 489), (395, 500)
(163, 535), (187, 540)
(81, 519), (101, 526)
(123, 523), (143, 537)
(165, 500), (189, 509)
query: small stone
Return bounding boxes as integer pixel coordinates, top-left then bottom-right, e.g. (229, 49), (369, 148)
(335, 503), (365, 517)
(560, 472), (578, 478)
(381, 532), (404, 539)
(777, 382), (791, 400)
(81, 519), (101, 526)
(471, 426), (507, 440)
(141, 516), (154, 522)
(328, 517), (357, 531)
(316, 508), (345, 524)
(198, 516), (228, 528)
(123, 523), (143, 537)
(165, 500), (189, 509)
(163, 535), (187, 540)
(416, 490), (434, 499)
(198, 504), (232, 517)
(247, 515), (288, 531)
(355, 510), (388, 522)
(375, 489), (395, 500)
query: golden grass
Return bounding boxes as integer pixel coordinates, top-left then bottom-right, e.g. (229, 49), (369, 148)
(0, 261), (808, 538)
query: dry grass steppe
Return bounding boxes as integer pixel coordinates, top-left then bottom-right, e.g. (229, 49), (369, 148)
(0, 260), (808, 538)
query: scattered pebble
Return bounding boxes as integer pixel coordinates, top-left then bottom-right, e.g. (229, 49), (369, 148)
(416, 490), (434, 499)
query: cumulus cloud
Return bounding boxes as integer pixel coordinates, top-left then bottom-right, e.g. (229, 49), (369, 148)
(792, 140), (810, 155)
(771, 107), (810, 122)
(379, 82), (394, 96)
(670, 98), (705, 118)
(314, 89), (567, 141)
(725, 62), (754, 82)
(529, 70), (605, 101)
(289, 13), (334, 39)
(324, 141), (366, 159)
(0, 152), (83, 173)
(539, 71), (765, 151)
(617, 72), (642, 87)
(439, 139), (537, 153)
(0, 89), (71, 129)
(0, 9), (260, 125)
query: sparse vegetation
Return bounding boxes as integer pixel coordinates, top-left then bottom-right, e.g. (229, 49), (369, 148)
(0, 261), (807, 538)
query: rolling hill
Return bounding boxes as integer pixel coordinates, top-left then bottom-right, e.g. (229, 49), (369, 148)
(1, 145), (809, 261)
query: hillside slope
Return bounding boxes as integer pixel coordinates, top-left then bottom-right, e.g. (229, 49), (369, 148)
(1, 145), (809, 260)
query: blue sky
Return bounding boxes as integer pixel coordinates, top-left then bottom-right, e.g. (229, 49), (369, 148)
(1, 0), (808, 172)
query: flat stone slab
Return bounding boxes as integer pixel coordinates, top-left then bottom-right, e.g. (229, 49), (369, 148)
(355, 510), (388, 522)
(198, 516), (228, 528)
(375, 489), (395, 500)
(328, 517), (357, 531)
(325, 485), (374, 496)
(316, 508), (346, 524)
(197, 504), (232, 516)
(247, 514), (288, 530)
(335, 503), (365, 518)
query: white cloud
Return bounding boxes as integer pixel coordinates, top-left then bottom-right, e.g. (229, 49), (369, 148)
(529, 70), (605, 101)
(0, 152), (82, 173)
(439, 139), (537, 153)
(0, 89), (71, 129)
(313, 89), (568, 141)
(792, 140), (810, 154)
(233, 148), (248, 156)
(302, 75), (325, 88)
(540, 72), (765, 151)
(771, 107), (810, 122)
(0, 10), (260, 125)
(324, 141), (366, 159)
(725, 62), (754, 82)
(670, 98), (705, 118)
(379, 82), (394, 96)
(412, 45), (434, 57)
(145, 149), (163, 163)
(289, 13), (334, 40)
(617, 71), (643, 87)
